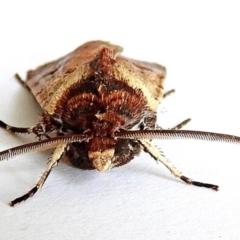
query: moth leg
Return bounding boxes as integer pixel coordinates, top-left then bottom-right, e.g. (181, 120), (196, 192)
(0, 120), (32, 134)
(14, 73), (30, 90)
(0, 113), (62, 139)
(163, 89), (175, 98)
(9, 144), (67, 206)
(139, 139), (219, 190)
(171, 118), (191, 130)
(163, 89), (191, 130)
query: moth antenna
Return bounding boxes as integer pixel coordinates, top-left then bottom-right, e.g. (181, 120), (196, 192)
(116, 129), (240, 143)
(0, 134), (89, 161)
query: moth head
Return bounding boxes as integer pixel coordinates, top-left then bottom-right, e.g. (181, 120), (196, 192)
(87, 137), (116, 172)
(88, 148), (115, 172)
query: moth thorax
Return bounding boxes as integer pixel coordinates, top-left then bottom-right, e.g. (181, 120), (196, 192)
(88, 149), (115, 172)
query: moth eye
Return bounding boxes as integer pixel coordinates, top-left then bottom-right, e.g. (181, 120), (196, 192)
(139, 122), (145, 130)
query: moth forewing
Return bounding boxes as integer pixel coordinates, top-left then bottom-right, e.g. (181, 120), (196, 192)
(0, 40), (239, 206)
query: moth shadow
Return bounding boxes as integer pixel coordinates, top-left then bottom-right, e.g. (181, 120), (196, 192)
(113, 159), (181, 188)
(130, 161), (181, 185)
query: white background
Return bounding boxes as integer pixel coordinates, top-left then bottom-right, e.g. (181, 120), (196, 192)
(1, 1), (240, 239)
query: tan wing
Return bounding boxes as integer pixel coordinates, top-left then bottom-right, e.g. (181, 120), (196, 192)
(115, 56), (166, 110)
(26, 40), (166, 113)
(26, 41), (123, 106)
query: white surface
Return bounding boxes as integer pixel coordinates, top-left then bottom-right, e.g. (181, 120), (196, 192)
(1, 1), (240, 239)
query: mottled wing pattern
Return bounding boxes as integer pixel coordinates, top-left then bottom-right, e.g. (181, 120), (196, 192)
(26, 41), (166, 113)
(26, 41), (123, 109)
(116, 56), (166, 110)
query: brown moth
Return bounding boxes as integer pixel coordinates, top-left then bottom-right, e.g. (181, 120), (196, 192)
(1, 40), (240, 206)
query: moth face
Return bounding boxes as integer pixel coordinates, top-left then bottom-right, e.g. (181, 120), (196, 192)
(88, 148), (115, 171)
(87, 137), (116, 171)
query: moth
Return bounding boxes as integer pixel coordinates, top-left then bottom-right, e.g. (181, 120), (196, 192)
(1, 40), (239, 206)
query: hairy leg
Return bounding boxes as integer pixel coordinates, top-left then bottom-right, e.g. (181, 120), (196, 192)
(139, 139), (218, 190)
(9, 144), (67, 206)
